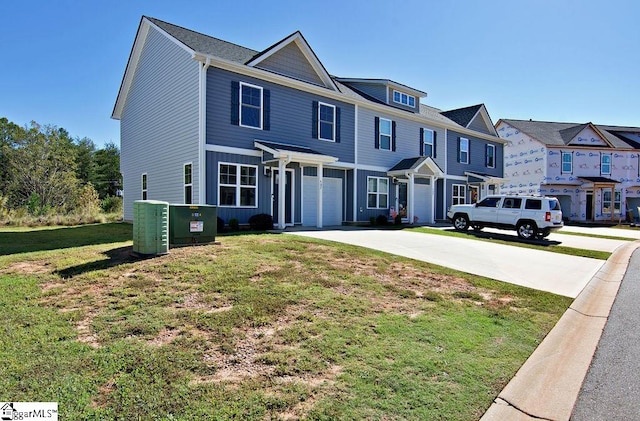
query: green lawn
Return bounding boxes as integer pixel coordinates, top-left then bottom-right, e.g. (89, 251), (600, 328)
(0, 223), (572, 420)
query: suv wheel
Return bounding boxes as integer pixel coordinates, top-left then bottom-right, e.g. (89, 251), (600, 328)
(453, 214), (470, 231)
(516, 221), (537, 240)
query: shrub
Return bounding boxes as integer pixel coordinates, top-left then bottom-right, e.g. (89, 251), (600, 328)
(248, 213), (273, 231)
(229, 218), (239, 231)
(370, 216), (376, 226)
(76, 183), (101, 217)
(394, 214), (402, 225)
(217, 217), (225, 233)
(376, 214), (388, 226)
(101, 196), (123, 214)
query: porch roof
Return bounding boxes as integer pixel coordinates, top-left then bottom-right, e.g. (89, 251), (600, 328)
(579, 176), (619, 184)
(465, 171), (507, 184)
(387, 156), (444, 178)
(254, 140), (338, 165)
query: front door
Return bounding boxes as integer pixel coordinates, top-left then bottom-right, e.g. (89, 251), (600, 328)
(469, 186), (479, 203)
(272, 169), (294, 226)
(586, 192), (593, 220)
(396, 182), (408, 221)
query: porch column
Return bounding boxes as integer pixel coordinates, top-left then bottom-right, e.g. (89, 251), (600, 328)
(278, 158), (287, 229)
(408, 172), (415, 224)
(430, 176), (436, 224)
(317, 163), (323, 228)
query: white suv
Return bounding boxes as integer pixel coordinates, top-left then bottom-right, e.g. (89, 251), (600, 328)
(446, 195), (563, 240)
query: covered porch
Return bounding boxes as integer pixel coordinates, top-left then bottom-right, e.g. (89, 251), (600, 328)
(464, 171), (506, 202)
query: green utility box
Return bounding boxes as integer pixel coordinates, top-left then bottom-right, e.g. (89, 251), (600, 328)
(133, 200), (169, 256)
(169, 204), (217, 246)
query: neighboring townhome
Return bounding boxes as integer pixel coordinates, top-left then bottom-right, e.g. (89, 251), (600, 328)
(112, 16), (504, 229)
(496, 119), (640, 222)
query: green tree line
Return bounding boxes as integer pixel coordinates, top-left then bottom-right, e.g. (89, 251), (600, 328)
(0, 117), (121, 219)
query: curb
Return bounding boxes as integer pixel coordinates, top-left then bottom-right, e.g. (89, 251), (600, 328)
(480, 240), (640, 421)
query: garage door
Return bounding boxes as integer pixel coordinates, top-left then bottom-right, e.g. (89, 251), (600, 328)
(303, 176), (342, 227)
(413, 184), (432, 224)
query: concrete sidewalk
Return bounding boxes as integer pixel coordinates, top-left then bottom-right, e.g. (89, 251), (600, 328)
(481, 240), (640, 421)
(289, 229), (604, 298)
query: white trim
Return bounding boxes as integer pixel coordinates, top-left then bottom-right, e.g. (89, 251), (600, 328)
(205, 144), (262, 157)
(379, 117), (392, 151)
(239, 81), (263, 130)
(353, 104), (359, 222)
(367, 176), (390, 209)
(318, 102), (336, 142)
(601, 153), (612, 175)
(217, 162), (259, 208)
(198, 58), (211, 204)
(254, 141), (337, 165)
(486, 144), (496, 168)
(452, 183), (466, 205)
(183, 162), (193, 204)
(561, 151), (573, 174)
(272, 166), (295, 228)
(423, 128), (434, 157)
(459, 137), (469, 164)
(392, 90), (416, 107)
(446, 174), (469, 182)
(357, 163), (390, 173)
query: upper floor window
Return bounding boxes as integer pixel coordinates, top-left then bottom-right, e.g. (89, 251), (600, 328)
(486, 144), (495, 168)
(422, 128), (434, 157)
(601, 153), (612, 175)
(184, 163), (193, 204)
(377, 118), (392, 151)
(367, 177), (389, 209)
(318, 102), (335, 141)
(218, 163), (257, 208)
(393, 90), (416, 107)
(141, 173), (147, 200)
(561, 152), (572, 174)
(458, 138), (469, 164)
(231, 81), (270, 130)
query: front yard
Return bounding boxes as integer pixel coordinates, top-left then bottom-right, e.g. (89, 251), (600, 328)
(0, 223), (571, 420)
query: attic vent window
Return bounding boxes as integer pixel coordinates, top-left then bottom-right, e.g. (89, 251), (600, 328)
(393, 90), (415, 107)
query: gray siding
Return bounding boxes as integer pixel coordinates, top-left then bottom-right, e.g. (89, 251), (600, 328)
(467, 114), (492, 135)
(356, 169), (392, 222)
(387, 87), (420, 113)
(256, 43), (324, 86)
(207, 68), (355, 163)
(120, 26), (200, 221)
(356, 107), (446, 169)
(446, 130), (503, 177)
(344, 82), (387, 103)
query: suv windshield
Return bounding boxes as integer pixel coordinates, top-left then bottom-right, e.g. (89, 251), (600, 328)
(549, 199), (561, 211)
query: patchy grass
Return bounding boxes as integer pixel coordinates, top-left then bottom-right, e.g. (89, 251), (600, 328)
(0, 224), (572, 420)
(409, 226), (612, 260)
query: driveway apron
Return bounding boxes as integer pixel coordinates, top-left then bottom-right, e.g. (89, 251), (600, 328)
(289, 229), (604, 298)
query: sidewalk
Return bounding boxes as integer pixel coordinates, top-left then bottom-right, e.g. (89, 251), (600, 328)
(481, 241), (640, 420)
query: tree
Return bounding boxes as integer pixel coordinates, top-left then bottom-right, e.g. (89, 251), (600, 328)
(92, 142), (121, 198)
(75, 136), (96, 185)
(0, 117), (25, 197)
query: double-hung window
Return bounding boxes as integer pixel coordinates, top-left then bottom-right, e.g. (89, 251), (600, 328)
(184, 163), (193, 204)
(141, 173), (147, 200)
(379, 118), (392, 150)
(561, 152), (572, 174)
(601, 153), (612, 175)
(318, 102), (336, 141)
(367, 177), (389, 209)
(218, 163), (257, 207)
(240, 82), (263, 129)
(459, 138), (469, 164)
(422, 128), (434, 157)
(452, 184), (466, 205)
(486, 144), (495, 168)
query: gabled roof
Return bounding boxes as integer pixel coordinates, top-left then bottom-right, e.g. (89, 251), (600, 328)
(335, 78), (428, 98)
(387, 156), (444, 178)
(254, 140), (337, 164)
(441, 104), (483, 127)
(498, 119), (639, 149)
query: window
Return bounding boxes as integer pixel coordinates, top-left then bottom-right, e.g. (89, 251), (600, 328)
(184, 163), (193, 204)
(562, 152), (572, 174)
(141, 173), (147, 200)
(379, 118), (392, 151)
(486, 144), (496, 168)
(459, 138), (469, 164)
(318, 102), (335, 141)
(477, 197), (501, 208)
(452, 184), (466, 205)
(602, 190), (621, 215)
(502, 198), (522, 209)
(218, 163), (257, 207)
(422, 128), (434, 157)
(601, 153), (612, 175)
(525, 199), (542, 210)
(392, 90), (416, 107)
(240, 82), (263, 129)
(367, 177), (389, 209)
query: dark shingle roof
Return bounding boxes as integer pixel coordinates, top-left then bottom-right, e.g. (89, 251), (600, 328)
(501, 119), (639, 149)
(146, 17), (258, 63)
(579, 177), (620, 184)
(441, 104), (483, 127)
(389, 157), (422, 172)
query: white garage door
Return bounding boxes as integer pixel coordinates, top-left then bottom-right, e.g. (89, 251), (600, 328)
(303, 176), (342, 227)
(413, 184), (432, 224)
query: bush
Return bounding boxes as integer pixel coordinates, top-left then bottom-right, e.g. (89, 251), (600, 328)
(76, 183), (101, 217)
(101, 196), (123, 214)
(394, 214), (402, 225)
(248, 213), (273, 231)
(370, 216), (376, 226)
(376, 214), (388, 226)
(229, 218), (239, 231)
(217, 217), (225, 233)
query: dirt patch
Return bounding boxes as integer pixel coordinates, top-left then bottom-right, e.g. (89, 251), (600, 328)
(3, 261), (52, 274)
(149, 328), (180, 347)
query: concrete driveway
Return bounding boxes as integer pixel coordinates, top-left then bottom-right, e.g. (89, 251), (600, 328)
(289, 228), (608, 298)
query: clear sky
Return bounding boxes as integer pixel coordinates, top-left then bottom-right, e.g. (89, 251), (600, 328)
(1, 0), (638, 148)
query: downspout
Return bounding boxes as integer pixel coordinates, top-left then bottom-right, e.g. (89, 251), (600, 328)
(442, 128), (448, 221)
(198, 57), (211, 204)
(353, 105), (359, 222)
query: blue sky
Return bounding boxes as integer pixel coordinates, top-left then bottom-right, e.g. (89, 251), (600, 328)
(1, 0), (638, 148)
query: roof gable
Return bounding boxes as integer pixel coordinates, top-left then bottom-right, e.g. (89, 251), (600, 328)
(443, 104), (498, 136)
(247, 31), (337, 91)
(564, 124), (609, 147)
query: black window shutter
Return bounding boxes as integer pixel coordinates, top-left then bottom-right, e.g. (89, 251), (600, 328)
(457, 137), (461, 162)
(433, 131), (437, 158)
(391, 121), (396, 152)
(230, 81), (240, 125)
(419, 128), (424, 156)
(485, 144), (489, 166)
(312, 101), (318, 139)
(374, 117), (380, 149)
(335, 107), (341, 143)
(263, 89), (270, 131)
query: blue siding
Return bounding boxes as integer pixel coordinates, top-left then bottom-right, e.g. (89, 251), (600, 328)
(446, 130), (503, 177)
(256, 43), (324, 86)
(356, 169), (393, 222)
(207, 68), (355, 163)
